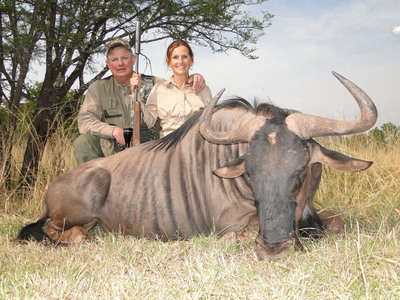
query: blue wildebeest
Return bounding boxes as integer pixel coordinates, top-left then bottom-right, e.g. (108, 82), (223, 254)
(18, 72), (377, 260)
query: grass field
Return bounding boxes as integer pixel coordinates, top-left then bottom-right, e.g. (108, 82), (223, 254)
(1, 130), (399, 299)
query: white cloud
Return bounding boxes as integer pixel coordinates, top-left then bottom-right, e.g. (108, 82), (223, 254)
(392, 26), (400, 34)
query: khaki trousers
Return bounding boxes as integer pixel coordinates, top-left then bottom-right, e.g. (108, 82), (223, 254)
(73, 134), (119, 165)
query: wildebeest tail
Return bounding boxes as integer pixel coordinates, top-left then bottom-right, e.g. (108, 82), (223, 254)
(17, 217), (54, 243)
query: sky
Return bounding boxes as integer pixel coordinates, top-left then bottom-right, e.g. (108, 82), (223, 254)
(137, 0), (400, 128)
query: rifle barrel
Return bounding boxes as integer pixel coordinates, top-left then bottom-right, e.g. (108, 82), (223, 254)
(133, 20), (142, 145)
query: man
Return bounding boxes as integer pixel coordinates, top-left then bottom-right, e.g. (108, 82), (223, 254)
(74, 38), (206, 164)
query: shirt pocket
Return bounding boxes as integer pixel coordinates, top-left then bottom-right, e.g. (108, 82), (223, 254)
(103, 108), (123, 127)
(102, 96), (124, 126)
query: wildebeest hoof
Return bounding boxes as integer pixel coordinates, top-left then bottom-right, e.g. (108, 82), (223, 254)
(219, 231), (249, 243)
(317, 210), (345, 234)
(44, 224), (90, 244)
(255, 237), (296, 261)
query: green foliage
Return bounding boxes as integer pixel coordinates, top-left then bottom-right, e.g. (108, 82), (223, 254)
(1, 0), (272, 183)
(381, 122), (400, 140)
(334, 122), (400, 149)
(1, 0), (272, 112)
(369, 127), (385, 143)
(369, 122), (400, 144)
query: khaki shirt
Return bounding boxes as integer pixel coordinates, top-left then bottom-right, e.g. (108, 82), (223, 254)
(143, 76), (213, 137)
(77, 75), (162, 155)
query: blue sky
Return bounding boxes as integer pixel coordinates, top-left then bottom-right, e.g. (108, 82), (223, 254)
(140, 0), (400, 128)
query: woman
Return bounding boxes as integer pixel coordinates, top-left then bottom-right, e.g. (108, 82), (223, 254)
(142, 40), (213, 138)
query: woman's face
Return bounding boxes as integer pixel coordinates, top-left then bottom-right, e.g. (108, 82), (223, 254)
(168, 45), (193, 77)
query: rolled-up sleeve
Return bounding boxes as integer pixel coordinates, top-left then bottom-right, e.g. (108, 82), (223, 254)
(77, 83), (115, 138)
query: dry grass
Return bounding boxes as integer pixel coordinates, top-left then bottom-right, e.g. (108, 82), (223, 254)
(1, 130), (399, 299)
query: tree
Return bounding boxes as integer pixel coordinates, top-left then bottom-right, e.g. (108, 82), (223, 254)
(1, 0), (46, 187)
(369, 122), (400, 144)
(0, 0), (272, 186)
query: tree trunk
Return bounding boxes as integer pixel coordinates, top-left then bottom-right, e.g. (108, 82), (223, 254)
(20, 107), (53, 187)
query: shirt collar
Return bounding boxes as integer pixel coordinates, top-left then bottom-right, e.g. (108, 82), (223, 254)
(166, 76), (191, 89)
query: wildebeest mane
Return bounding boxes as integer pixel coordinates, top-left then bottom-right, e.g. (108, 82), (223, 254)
(216, 97), (290, 119)
(253, 99), (290, 119)
(147, 110), (204, 151)
(147, 97), (290, 151)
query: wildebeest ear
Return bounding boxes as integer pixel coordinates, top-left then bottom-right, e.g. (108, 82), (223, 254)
(213, 155), (246, 178)
(311, 143), (373, 172)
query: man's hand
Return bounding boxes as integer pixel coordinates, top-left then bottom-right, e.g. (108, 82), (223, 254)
(188, 73), (205, 94)
(130, 73), (142, 94)
(112, 127), (126, 145)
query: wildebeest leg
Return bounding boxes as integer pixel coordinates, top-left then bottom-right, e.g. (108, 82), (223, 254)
(42, 218), (99, 243)
(219, 231), (248, 243)
(317, 210), (345, 234)
(218, 213), (259, 243)
(42, 166), (111, 243)
(43, 223), (90, 243)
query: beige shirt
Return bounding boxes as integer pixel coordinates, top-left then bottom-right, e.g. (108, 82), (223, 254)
(77, 75), (163, 138)
(143, 76), (213, 137)
(77, 75), (162, 155)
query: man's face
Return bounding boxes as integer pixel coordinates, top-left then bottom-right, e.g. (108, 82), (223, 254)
(106, 47), (136, 83)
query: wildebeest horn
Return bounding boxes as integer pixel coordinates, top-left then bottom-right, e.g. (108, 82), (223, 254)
(285, 71), (378, 139)
(199, 89), (266, 144)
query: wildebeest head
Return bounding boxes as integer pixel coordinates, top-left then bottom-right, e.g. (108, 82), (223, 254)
(199, 72), (378, 260)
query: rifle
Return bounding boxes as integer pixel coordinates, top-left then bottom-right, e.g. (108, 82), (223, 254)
(132, 20), (141, 145)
